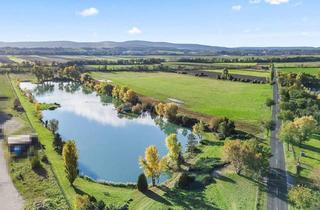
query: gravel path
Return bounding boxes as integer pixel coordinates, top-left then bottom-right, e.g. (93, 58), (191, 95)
(0, 114), (24, 210)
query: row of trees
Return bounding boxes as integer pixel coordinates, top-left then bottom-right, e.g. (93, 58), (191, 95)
(278, 72), (320, 209)
(64, 58), (165, 66)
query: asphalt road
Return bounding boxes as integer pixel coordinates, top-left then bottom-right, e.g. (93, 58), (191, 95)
(267, 68), (288, 210)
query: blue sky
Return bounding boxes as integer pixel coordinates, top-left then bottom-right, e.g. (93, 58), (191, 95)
(0, 0), (319, 47)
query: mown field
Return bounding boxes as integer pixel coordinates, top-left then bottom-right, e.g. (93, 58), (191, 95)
(91, 72), (272, 125)
(278, 67), (320, 75)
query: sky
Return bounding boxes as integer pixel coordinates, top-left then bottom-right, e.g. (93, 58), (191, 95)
(0, 0), (319, 47)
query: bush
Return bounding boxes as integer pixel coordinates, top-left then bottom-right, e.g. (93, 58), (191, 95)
(30, 153), (41, 170)
(137, 173), (148, 192)
(41, 155), (49, 163)
(132, 103), (143, 114)
(176, 172), (195, 189)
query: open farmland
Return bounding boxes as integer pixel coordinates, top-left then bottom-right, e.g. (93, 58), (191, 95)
(277, 67), (320, 75)
(91, 72), (272, 125)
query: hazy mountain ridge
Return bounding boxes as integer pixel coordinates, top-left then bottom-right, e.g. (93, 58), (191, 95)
(0, 40), (319, 55)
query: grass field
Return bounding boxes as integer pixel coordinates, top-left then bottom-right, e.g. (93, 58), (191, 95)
(278, 67), (320, 75)
(91, 72), (272, 125)
(206, 69), (270, 78)
(275, 62), (320, 68)
(7, 56), (27, 64)
(285, 135), (320, 183)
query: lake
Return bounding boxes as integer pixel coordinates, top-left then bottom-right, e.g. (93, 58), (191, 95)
(20, 82), (195, 183)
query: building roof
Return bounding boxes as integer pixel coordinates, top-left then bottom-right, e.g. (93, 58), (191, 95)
(7, 135), (32, 145)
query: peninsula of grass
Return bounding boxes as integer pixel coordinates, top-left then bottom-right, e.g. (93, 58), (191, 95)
(91, 72), (272, 126)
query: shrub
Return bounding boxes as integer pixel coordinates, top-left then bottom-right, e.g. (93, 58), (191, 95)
(75, 195), (90, 210)
(176, 172), (195, 189)
(30, 153), (41, 170)
(209, 117), (223, 132)
(41, 155), (49, 164)
(137, 173), (148, 192)
(132, 103), (143, 114)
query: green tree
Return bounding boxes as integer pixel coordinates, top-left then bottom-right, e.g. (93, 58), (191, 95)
(48, 119), (59, 134)
(137, 173), (148, 192)
(62, 141), (78, 185)
(261, 120), (276, 136)
(265, 98), (275, 109)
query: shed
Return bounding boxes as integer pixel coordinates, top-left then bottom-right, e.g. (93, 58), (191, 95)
(7, 134), (38, 156)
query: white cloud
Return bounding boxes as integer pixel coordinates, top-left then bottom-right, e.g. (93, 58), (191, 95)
(128, 27), (142, 35)
(249, 0), (261, 4)
(79, 7), (99, 17)
(265, 0), (289, 5)
(232, 5), (242, 11)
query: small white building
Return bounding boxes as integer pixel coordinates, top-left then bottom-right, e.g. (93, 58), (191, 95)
(7, 134), (38, 156)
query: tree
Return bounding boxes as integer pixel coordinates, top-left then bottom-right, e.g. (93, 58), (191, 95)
(217, 118), (235, 138)
(137, 173), (148, 192)
(223, 139), (269, 175)
(75, 195), (90, 210)
(164, 103), (178, 122)
(165, 134), (183, 170)
(48, 119), (59, 134)
(279, 121), (300, 150)
(124, 89), (139, 104)
(186, 133), (198, 155)
(242, 139), (270, 176)
(62, 141), (78, 185)
(261, 120), (276, 136)
(265, 98), (275, 109)
(223, 140), (245, 174)
(293, 116), (317, 145)
(139, 145), (162, 186)
(193, 121), (205, 139)
(288, 185), (313, 209)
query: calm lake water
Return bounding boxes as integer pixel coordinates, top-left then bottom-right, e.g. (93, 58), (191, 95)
(20, 82), (194, 183)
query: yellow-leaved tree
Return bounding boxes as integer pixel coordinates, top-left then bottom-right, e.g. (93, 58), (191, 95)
(293, 116), (317, 145)
(62, 140), (78, 186)
(165, 134), (183, 170)
(139, 145), (163, 186)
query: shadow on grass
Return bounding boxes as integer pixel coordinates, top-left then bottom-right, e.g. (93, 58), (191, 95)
(214, 173), (236, 184)
(159, 185), (220, 210)
(33, 164), (48, 178)
(300, 143), (320, 153)
(142, 189), (172, 206)
(200, 139), (224, 147)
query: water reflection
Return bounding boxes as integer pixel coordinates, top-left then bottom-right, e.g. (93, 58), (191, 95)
(20, 82), (195, 183)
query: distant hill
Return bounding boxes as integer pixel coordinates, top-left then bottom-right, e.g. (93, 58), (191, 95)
(0, 40), (319, 55)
